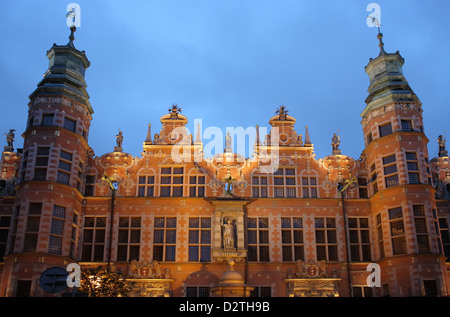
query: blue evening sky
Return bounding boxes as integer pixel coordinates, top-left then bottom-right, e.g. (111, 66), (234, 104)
(1, 1), (449, 161)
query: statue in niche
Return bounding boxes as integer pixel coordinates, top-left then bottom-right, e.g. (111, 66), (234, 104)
(438, 135), (447, 157)
(221, 216), (235, 249)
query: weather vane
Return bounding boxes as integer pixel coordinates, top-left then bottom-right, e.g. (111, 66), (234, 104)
(366, 3), (385, 55)
(66, 3), (81, 28)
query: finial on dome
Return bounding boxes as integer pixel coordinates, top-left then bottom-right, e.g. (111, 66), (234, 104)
(377, 30), (386, 56)
(275, 105), (288, 120)
(68, 25), (76, 48)
(167, 104), (183, 120)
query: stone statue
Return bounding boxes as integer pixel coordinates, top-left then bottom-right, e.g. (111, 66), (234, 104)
(221, 217), (235, 249)
(151, 260), (162, 278)
(332, 133), (341, 155)
(116, 130), (123, 147)
(297, 134), (303, 146)
(114, 130), (123, 152)
(438, 135), (447, 157)
(332, 133), (340, 151)
(4, 129), (15, 151)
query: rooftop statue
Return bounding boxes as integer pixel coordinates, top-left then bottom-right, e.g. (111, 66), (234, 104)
(114, 130), (123, 152)
(4, 129), (15, 152)
(332, 133), (341, 155)
(438, 135), (447, 157)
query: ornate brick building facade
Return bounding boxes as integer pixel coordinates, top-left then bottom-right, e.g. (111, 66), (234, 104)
(0, 27), (449, 297)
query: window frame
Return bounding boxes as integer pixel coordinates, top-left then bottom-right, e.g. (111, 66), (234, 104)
(247, 217), (270, 262)
(281, 217), (304, 262)
(153, 217), (177, 262)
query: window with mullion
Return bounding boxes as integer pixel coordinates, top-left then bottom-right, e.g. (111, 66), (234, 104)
(250, 286), (272, 297)
(302, 177), (318, 198)
(186, 286), (210, 297)
(412, 205), (430, 253)
(159, 167), (184, 197)
(315, 217), (338, 261)
(252, 175), (268, 198)
(189, 175), (206, 197)
(383, 154), (398, 188)
(406, 152), (420, 184)
(57, 150), (72, 186)
(70, 211), (79, 258)
(379, 122), (393, 137)
(48, 205), (66, 255)
(117, 216), (141, 261)
(23, 203), (42, 252)
(153, 217), (177, 262)
(64, 117), (76, 132)
(42, 114), (55, 127)
(401, 120), (413, 132)
(348, 217), (371, 262)
(0, 215), (11, 258)
(81, 216), (106, 261)
(138, 175), (154, 197)
(389, 207), (407, 255)
(438, 217), (450, 261)
(247, 217), (270, 262)
(273, 168), (296, 198)
(281, 217), (304, 262)
(84, 175), (95, 196)
(376, 213), (385, 259)
(34, 147), (50, 181)
(188, 217), (211, 262)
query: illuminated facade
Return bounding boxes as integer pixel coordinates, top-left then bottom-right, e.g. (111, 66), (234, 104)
(0, 27), (449, 297)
